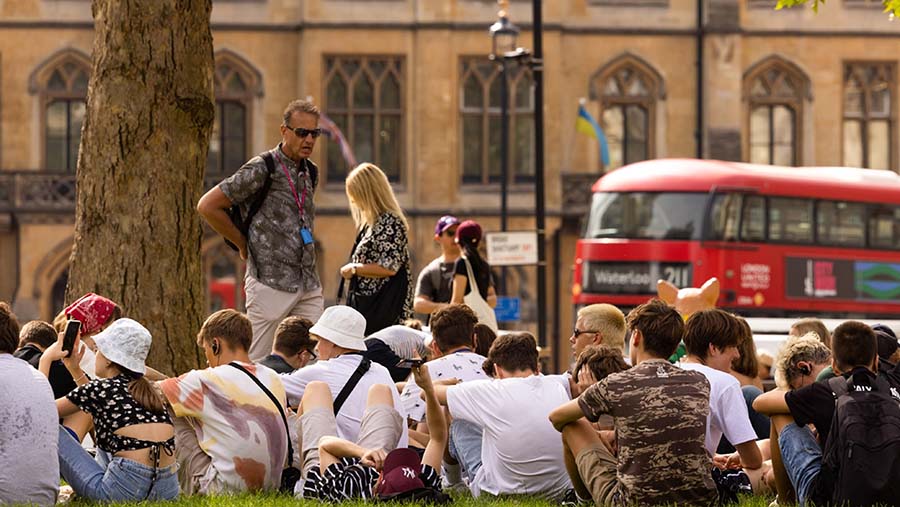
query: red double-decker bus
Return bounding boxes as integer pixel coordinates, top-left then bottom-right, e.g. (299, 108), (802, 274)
(572, 159), (900, 318)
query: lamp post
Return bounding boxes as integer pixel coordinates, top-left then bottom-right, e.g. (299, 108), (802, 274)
(489, 1), (547, 352)
(489, 1), (519, 295)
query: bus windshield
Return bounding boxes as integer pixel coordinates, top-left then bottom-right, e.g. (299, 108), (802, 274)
(584, 192), (707, 240)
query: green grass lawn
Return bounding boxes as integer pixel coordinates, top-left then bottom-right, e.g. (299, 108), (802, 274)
(62, 492), (777, 506)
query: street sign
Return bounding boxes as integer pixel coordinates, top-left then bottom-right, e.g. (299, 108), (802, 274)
(494, 296), (521, 322)
(485, 231), (538, 266)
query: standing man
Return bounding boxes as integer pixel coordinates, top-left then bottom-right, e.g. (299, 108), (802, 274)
(413, 215), (460, 322)
(198, 100), (324, 361)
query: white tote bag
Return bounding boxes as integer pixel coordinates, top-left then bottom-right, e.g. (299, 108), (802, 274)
(462, 257), (499, 332)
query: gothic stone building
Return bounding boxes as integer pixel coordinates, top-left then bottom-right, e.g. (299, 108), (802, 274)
(0, 0), (897, 371)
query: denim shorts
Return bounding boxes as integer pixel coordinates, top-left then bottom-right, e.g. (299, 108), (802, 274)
(778, 423), (822, 507)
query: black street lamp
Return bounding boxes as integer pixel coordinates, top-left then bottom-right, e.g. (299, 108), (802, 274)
(489, 1), (520, 295)
(488, 0), (547, 353)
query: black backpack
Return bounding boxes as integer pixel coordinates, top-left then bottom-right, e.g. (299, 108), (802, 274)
(823, 374), (900, 506)
(224, 152), (318, 251)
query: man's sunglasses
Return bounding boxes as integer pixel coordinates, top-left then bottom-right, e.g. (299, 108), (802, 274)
(443, 228), (458, 237)
(285, 125), (323, 139)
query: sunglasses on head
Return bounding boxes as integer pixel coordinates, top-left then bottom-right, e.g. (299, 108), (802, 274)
(285, 125), (323, 139)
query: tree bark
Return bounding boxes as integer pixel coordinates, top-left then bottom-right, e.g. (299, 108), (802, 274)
(67, 0), (215, 374)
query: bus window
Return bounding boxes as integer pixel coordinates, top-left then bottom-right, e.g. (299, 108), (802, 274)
(584, 192), (706, 240)
(817, 201), (865, 247)
(769, 197), (813, 243)
(708, 193), (741, 241)
(868, 206), (900, 250)
(740, 195), (766, 242)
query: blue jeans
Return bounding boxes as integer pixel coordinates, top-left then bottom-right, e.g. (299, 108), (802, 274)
(778, 423), (822, 507)
(448, 419), (483, 481)
(58, 426), (179, 501)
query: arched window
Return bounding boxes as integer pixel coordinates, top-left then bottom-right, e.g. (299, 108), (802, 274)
(744, 56), (809, 166)
(208, 51), (261, 176)
(459, 58), (534, 185)
(843, 62), (895, 170)
(323, 55), (405, 183)
(590, 54), (663, 171)
(31, 50), (91, 172)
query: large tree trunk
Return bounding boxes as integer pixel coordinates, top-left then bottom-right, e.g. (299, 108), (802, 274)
(67, 0), (215, 374)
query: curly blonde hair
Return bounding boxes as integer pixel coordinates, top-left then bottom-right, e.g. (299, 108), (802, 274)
(775, 332), (832, 389)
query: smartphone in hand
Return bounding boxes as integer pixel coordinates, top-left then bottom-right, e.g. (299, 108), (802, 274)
(62, 319), (81, 358)
(396, 358), (425, 369)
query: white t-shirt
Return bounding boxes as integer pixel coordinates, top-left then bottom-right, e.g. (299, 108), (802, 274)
(446, 375), (572, 500)
(159, 362), (288, 493)
(282, 353), (408, 447)
(0, 354), (59, 506)
(400, 350), (488, 422)
(679, 362), (758, 454)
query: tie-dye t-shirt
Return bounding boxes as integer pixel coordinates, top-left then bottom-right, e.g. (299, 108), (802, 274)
(160, 362), (287, 492)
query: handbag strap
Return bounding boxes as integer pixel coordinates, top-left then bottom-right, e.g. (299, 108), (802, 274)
(228, 362), (293, 468)
(333, 353), (372, 415)
(338, 227), (369, 301)
(463, 257), (484, 298)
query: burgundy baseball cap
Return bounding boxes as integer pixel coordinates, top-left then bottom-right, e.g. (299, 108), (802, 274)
(377, 448), (424, 497)
(434, 215), (460, 236)
(455, 220), (483, 246)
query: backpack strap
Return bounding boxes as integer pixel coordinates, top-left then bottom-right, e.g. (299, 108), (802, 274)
(828, 376), (850, 400)
(333, 354), (371, 415)
(304, 159), (319, 190)
(228, 362), (293, 468)
(243, 152), (276, 232)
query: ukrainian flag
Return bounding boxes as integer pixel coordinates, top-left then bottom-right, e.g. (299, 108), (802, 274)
(576, 103), (610, 166)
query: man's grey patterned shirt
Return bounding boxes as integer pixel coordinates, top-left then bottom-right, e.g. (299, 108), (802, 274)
(218, 144), (320, 293)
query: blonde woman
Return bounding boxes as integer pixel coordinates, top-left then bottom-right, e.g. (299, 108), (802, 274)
(340, 163), (412, 333)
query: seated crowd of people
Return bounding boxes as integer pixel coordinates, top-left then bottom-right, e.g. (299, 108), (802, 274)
(2, 294), (900, 506)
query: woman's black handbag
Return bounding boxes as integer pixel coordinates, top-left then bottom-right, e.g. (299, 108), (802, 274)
(338, 228), (409, 335)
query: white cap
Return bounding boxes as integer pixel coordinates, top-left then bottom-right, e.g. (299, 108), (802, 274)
(309, 305), (368, 351)
(92, 318), (151, 375)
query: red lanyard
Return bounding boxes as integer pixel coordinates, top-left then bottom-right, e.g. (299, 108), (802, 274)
(275, 152), (307, 220)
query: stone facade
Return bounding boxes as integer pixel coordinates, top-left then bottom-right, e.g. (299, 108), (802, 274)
(0, 0), (897, 371)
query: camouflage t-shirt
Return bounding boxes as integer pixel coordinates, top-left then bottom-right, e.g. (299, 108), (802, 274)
(218, 145), (320, 293)
(578, 359), (718, 507)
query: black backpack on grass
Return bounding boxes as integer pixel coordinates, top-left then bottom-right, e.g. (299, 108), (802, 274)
(224, 152), (318, 251)
(823, 373), (900, 506)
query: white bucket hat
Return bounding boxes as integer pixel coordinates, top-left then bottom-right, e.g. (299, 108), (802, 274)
(309, 305), (367, 351)
(92, 318), (151, 374)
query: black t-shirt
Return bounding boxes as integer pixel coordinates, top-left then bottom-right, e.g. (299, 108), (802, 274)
(453, 257), (492, 298)
(784, 368), (890, 504)
(13, 344), (77, 399)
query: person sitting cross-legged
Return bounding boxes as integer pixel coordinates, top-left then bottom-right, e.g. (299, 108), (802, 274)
(433, 332), (572, 500)
(680, 309), (764, 471)
(549, 299), (718, 507)
(753, 321), (900, 507)
(297, 364), (446, 501)
(281, 305), (408, 448)
(49, 319), (179, 502)
(159, 309), (289, 495)
(0, 303), (59, 507)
